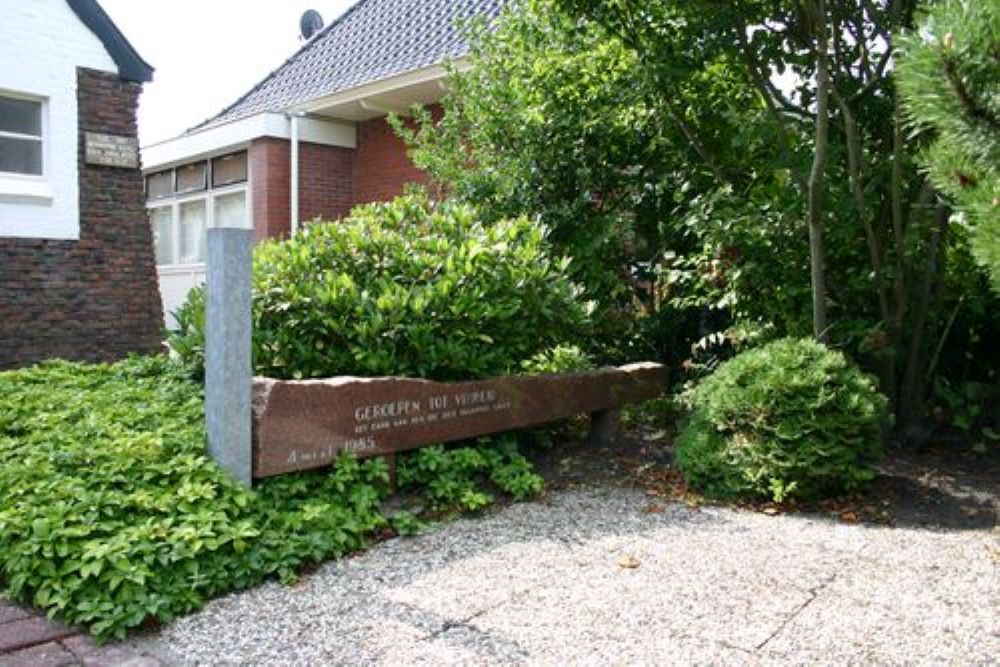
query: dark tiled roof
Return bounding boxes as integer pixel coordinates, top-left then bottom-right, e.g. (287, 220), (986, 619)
(191, 0), (501, 132)
(67, 0), (154, 82)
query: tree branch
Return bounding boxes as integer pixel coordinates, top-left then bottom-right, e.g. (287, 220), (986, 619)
(833, 89), (891, 326)
(808, 0), (831, 342)
(736, 29), (809, 192)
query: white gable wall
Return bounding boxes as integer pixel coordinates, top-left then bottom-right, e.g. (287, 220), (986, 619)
(0, 0), (117, 240)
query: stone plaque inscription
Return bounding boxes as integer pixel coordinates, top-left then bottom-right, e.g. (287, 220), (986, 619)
(84, 132), (139, 168)
(252, 363), (665, 477)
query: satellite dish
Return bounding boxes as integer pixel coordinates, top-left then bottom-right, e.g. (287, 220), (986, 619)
(300, 10), (324, 40)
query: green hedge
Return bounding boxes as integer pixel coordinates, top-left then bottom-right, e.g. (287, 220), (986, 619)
(676, 338), (887, 502)
(170, 192), (592, 381)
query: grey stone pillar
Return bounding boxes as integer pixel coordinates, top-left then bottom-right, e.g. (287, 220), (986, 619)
(205, 228), (253, 486)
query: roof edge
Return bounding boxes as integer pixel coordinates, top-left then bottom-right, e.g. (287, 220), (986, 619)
(66, 0), (154, 83)
(142, 112), (356, 171)
(187, 0), (371, 133)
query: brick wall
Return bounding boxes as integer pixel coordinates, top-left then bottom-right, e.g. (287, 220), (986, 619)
(0, 68), (163, 369)
(249, 138), (290, 242)
(352, 107), (438, 205)
(300, 142), (354, 223)
(250, 138), (354, 242)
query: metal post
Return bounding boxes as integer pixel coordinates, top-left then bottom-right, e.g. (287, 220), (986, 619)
(205, 227), (253, 486)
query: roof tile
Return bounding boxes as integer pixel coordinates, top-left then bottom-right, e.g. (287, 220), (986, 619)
(191, 0), (501, 133)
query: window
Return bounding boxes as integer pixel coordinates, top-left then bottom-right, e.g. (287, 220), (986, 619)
(179, 200), (206, 263)
(176, 162), (207, 194)
(214, 191), (246, 228)
(146, 171), (173, 200)
(0, 95), (43, 176)
(212, 153), (247, 188)
(147, 151), (249, 267)
(150, 207), (174, 265)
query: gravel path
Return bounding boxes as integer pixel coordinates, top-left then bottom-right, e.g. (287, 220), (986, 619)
(131, 487), (999, 666)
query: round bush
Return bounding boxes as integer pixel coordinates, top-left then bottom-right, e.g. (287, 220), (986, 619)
(675, 338), (887, 502)
(170, 193), (590, 381)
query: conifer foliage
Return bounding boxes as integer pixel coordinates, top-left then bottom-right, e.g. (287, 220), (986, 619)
(896, 0), (999, 291)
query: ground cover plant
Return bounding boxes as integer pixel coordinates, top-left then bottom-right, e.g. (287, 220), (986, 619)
(0, 357), (545, 641)
(676, 338), (887, 502)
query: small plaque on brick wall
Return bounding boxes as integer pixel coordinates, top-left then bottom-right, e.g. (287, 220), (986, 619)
(85, 132), (139, 169)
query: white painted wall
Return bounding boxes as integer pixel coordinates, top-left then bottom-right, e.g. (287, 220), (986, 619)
(158, 265), (205, 329)
(0, 0), (117, 240)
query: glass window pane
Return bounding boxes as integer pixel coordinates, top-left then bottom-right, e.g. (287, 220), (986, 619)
(0, 97), (41, 136)
(146, 171), (173, 200)
(150, 207), (174, 265)
(213, 191), (247, 228)
(0, 136), (42, 175)
(179, 200), (206, 264)
(176, 162), (207, 194)
(212, 152), (247, 188)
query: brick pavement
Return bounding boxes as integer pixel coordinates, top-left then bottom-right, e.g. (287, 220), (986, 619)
(0, 599), (159, 667)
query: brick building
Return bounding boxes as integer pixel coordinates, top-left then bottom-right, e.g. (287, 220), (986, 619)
(0, 0), (162, 368)
(143, 0), (502, 325)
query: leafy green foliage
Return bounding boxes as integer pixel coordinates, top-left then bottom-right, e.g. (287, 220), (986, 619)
(896, 0), (1000, 291)
(0, 357), (388, 641)
(403, 0), (999, 426)
(398, 435), (544, 511)
(676, 338), (887, 502)
(393, 1), (731, 358)
(387, 511), (427, 537)
(170, 192), (590, 382)
(165, 285), (205, 378)
(0, 357), (555, 641)
(519, 344), (594, 374)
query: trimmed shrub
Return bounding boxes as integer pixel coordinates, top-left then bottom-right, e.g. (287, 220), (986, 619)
(675, 338), (887, 502)
(169, 192), (591, 381)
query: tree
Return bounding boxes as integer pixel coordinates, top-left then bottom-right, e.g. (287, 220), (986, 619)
(399, 0), (999, 426)
(896, 0), (999, 292)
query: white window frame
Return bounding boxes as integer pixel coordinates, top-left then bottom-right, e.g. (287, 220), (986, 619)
(0, 90), (51, 202)
(150, 181), (250, 270)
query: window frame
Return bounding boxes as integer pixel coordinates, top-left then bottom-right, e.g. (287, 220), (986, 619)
(149, 181), (249, 269)
(0, 90), (47, 181)
(146, 149), (252, 270)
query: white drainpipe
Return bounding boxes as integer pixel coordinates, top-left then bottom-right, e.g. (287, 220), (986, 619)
(289, 112), (303, 235)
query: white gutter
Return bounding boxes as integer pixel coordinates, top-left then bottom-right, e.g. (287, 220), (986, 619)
(289, 112), (303, 235)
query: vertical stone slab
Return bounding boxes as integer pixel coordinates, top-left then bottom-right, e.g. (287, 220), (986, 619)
(205, 228), (252, 486)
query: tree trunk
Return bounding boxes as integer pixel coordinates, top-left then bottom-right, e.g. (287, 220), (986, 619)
(808, 0), (831, 342)
(900, 205), (948, 424)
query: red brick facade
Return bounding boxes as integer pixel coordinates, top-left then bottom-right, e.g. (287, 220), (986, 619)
(353, 115), (430, 205)
(250, 138), (357, 241)
(249, 138), (291, 243)
(247, 107), (437, 240)
(0, 68), (163, 369)
(300, 141), (354, 223)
